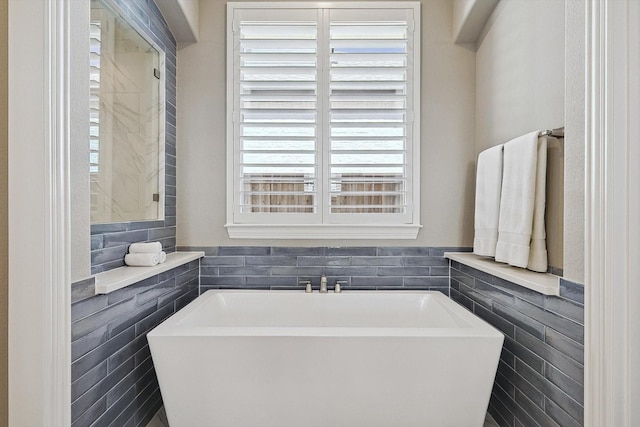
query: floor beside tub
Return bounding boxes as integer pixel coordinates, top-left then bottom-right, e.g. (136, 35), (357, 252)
(146, 407), (169, 427)
(484, 412), (500, 427)
(147, 407), (501, 427)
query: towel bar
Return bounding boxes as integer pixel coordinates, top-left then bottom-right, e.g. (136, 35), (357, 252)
(539, 127), (564, 138)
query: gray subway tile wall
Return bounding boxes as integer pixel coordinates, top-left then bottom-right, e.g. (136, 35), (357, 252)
(177, 246), (471, 293)
(79, 242), (583, 427)
(75, 0), (184, 425)
(71, 260), (199, 427)
(90, 0), (177, 275)
(450, 261), (584, 427)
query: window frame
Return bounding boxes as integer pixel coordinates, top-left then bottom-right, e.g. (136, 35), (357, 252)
(226, 1), (421, 239)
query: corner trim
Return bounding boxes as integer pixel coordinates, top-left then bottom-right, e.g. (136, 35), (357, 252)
(452, 0), (499, 45)
(8, 0), (72, 424)
(585, 0), (640, 425)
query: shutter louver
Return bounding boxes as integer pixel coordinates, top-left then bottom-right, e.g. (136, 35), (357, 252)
(237, 19), (319, 214)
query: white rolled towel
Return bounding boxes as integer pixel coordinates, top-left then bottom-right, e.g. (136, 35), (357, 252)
(128, 242), (162, 254)
(159, 251), (167, 264)
(125, 252), (160, 267)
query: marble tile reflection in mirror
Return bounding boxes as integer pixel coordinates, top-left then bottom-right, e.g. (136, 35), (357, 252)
(90, 0), (165, 224)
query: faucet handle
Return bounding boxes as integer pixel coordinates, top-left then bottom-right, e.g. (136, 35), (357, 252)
(334, 280), (348, 293)
(300, 280), (312, 293)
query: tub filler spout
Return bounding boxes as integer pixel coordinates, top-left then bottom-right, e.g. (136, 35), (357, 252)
(319, 275), (328, 293)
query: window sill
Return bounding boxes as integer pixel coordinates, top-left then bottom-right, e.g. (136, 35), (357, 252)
(225, 223), (422, 239)
(94, 251), (205, 294)
(444, 252), (560, 296)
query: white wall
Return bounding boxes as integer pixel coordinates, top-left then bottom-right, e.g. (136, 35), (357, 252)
(475, 0), (566, 271)
(475, 0), (565, 152)
(71, 1), (91, 282)
(564, 0), (585, 283)
(0, 0), (8, 420)
(177, 0), (477, 248)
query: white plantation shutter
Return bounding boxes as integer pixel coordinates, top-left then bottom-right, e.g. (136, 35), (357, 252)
(233, 9), (320, 222)
(327, 9), (414, 221)
(89, 21), (101, 175)
(228, 3), (421, 237)
(90, 20), (102, 216)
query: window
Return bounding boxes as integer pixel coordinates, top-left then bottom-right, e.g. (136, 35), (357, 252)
(227, 2), (421, 239)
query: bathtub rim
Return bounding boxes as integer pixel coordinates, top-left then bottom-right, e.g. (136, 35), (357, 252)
(148, 290), (505, 339)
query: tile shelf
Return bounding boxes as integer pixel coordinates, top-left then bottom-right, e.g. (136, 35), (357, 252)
(444, 252), (560, 296)
(94, 251), (205, 294)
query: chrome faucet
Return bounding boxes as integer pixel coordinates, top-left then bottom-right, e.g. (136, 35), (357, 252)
(320, 275), (328, 293)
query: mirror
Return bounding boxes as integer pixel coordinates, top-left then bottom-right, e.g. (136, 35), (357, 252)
(90, 0), (165, 224)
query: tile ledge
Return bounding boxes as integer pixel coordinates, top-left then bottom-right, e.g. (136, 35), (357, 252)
(94, 251), (204, 294)
(444, 252), (560, 296)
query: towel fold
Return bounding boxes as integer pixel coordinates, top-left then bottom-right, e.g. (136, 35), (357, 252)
(159, 251), (167, 264)
(527, 138), (548, 272)
(128, 242), (162, 254)
(124, 252), (160, 267)
(473, 144), (504, 257)
(495, 131), (541, 268)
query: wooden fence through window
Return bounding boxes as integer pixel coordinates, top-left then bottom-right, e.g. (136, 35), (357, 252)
(245, 174), (404, 213)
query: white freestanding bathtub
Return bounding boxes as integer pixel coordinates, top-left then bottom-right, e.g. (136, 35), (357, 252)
(148, 290), (504, 427)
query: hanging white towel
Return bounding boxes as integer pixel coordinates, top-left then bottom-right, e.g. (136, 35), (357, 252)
(495, 131), (540, 268)
(474, 144), (504, 257)
(128, 241), (162, 254)
(124, 252), (160, 267)
(527, 138), (548, 272)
